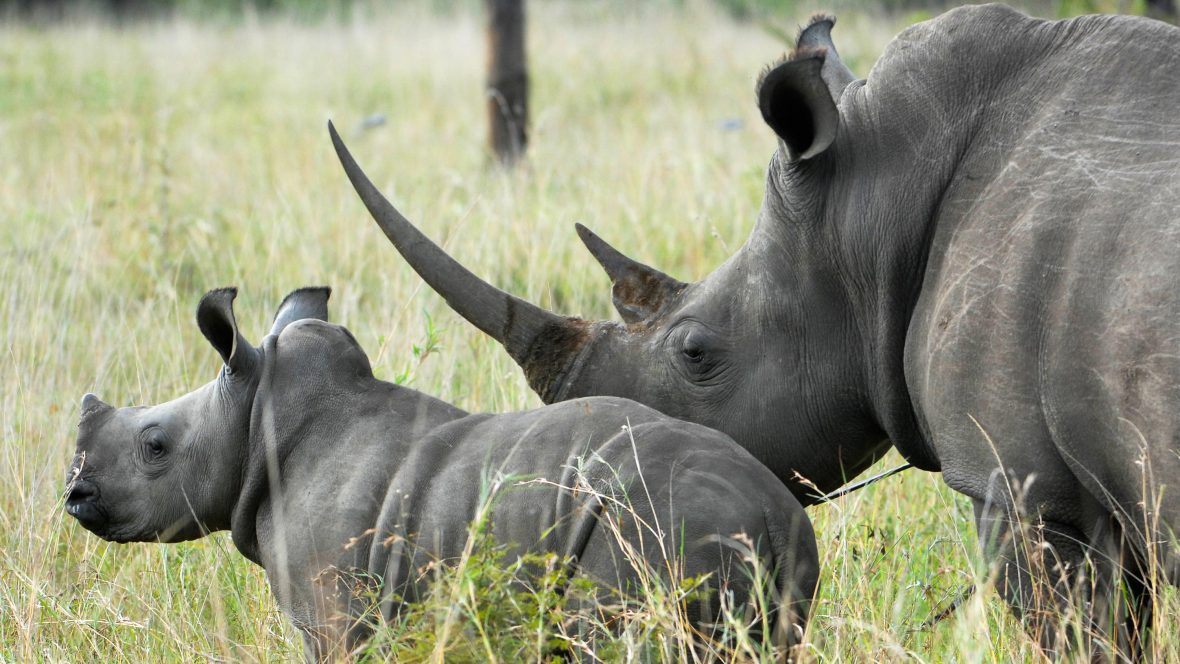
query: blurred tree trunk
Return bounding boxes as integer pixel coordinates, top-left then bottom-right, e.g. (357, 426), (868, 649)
(1146, 0), (1176, 21)
(485, 0), (528, 166)
(14, 0), (65, 22)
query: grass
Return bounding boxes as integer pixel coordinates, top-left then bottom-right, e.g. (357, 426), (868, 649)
(1, 1), (1175, 661)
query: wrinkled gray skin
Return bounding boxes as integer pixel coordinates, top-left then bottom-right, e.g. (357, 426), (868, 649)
(333, 5), (1180, 659)
(65, 288), (817, 661)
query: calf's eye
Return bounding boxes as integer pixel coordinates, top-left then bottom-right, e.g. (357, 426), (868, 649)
(143, 431), (168, 459)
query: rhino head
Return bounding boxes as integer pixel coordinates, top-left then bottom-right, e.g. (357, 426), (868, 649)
(65, 287), (330, 542)
(329, 17), (933, 503)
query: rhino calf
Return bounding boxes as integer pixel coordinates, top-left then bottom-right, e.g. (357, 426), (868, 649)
(65, 287), (817, 660)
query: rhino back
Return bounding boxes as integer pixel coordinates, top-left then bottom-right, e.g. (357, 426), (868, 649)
(898, 9), (1180, 542)
(368, 396), (812, 612)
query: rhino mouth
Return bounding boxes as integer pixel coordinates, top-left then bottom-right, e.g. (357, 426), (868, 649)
(65, 499), (102, 523)
(67, 504), (120, 541)
(64, 477), (116, 536)
(67, 509), (141, 544)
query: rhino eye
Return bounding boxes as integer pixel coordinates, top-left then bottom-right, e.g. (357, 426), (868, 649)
(679, 333), (715, 372)
(142, 429), (168, 460)
(673, 326), (726, 382)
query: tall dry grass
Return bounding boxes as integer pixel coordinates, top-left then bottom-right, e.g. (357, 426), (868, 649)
(1, 1), (1175, 661)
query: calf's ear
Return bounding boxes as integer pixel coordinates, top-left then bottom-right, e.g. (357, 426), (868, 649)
(270, 287), (331, 337)
(197, 288), (256, 374)
(576, 224), (686, 325)
(757, 52), (840, 162)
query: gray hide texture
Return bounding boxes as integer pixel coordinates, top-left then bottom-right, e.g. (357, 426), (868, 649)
(334, 6), (1180, 659)
(65, 288), (817, 661)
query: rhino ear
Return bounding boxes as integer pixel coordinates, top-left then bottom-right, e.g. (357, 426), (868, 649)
(757, 51), (840, 162)
(270, 287), (331, 337)
(576, 223), (686, 325)
(197, 288), (256, 374)
(794, 14), (856, 103)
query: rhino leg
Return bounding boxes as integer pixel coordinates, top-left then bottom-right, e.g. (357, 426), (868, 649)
(282, 562), (382, 663)
(568, 510), (809, 662)
(974, 499), (1152, 662)
(1084, 518), (1152, 663)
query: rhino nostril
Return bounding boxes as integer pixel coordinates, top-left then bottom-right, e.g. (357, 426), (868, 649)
(66, 480), (98, 507)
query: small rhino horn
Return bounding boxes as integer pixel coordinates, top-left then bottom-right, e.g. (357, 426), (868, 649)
(80, 393), (111, 420)
(575, 223), (686, 325)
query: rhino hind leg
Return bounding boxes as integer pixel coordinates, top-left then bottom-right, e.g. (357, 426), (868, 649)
(575, 529), (808, 662)
(973, 499), (1153, 662)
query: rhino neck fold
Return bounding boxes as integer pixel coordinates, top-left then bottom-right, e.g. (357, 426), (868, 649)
(230, 335), (321, 567)
(788, 96), (976, 473)
(833, 93), (951, 473)
(228, 335), (470, 567)
(817, 8), (1068, 472)
(230, 337), (280, 566)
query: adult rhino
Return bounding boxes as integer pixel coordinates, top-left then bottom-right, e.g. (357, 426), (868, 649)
(64, 287), (817, 661)
(331, 4), (1180, 659)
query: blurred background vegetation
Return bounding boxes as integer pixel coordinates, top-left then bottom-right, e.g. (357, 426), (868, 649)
(0, 0), (1173, 23)
(2, 0), (1174, 660)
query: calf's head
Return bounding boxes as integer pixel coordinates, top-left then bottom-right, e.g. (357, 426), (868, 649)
(66, 287), (329, 542)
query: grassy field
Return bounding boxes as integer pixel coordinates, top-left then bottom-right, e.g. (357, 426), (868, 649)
(1, 1), (1175, 661)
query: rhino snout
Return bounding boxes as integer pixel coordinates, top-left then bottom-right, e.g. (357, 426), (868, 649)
(65, 478), (104, 526)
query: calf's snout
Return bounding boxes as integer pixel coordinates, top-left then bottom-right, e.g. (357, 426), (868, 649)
(65, 478), (100, 520)
(66, 478), (97, 502)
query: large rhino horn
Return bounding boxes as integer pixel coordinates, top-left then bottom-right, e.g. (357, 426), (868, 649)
(575, 223), (686, 325)
(329, 121), (589, 401)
